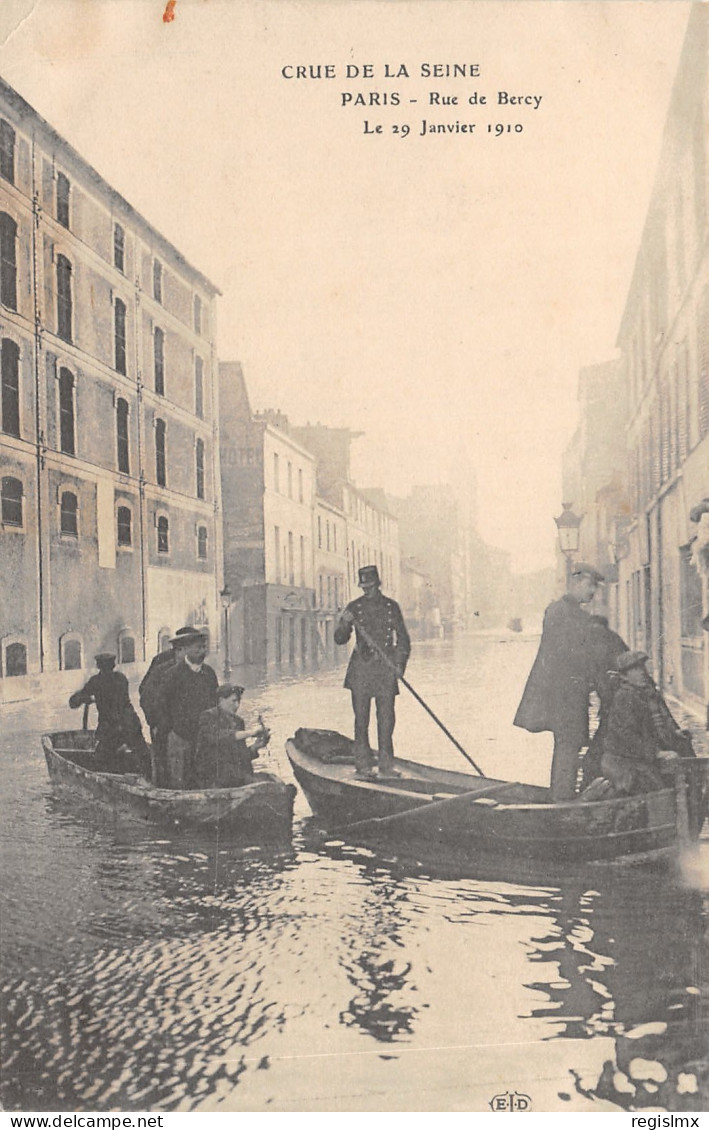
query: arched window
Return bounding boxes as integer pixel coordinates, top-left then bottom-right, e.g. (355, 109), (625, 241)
(195, 437), (205, 499)
(56, 172), (70, 229)
(4, 641), (27, 677)
(2, 337), (20, 437)
(114, 297), (127, 375)
(116, 397), (129, 474)
(1, 476), (22, 526)
(157, 514), (169, 554)
(194, 356), (204, 418)
(60, 635), (82, 671)
(153, 326), (165, 395)
(158, 627), (171, 653)
(0, 212), (17, 311)
(58, 368), (75, 455)
(116, 504), (132, 547)
(155, 418), (166, 486)
(197, 525), (208, 560)
(56, 254), (73, 342)
(117, 631), (136, 664)
(0, 120), (15, 184)
(60, 490), (78, 536)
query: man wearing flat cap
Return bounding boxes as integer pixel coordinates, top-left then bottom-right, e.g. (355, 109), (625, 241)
(335, 564), (411, 779)
(601, 651), (694, 795)
(154, 629), (218, 788)
(514, 563), (604, 801)
(69, 652), (146, 773)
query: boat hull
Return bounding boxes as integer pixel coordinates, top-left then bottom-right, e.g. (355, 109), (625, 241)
(43, 731), (297, 839)
(287, 732), (708, 863)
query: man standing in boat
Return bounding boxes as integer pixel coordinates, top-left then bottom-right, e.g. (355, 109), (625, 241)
(68, 653), (147, 774)
(154, 629), (218, 789)
(514, 563), (604, 801)
(334, 564), (411, 781)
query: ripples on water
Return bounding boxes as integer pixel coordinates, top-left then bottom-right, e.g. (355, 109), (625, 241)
(1, 636), (707, 1111)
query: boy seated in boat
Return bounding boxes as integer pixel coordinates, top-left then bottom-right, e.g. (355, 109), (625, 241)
(585, 651), (694, 798)
(193, 685), (271, 789)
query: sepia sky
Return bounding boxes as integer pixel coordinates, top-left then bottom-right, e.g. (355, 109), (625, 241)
(0, 0), (692, 571)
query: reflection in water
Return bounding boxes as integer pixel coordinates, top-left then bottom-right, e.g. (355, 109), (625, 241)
(1, 634), (708, 1111)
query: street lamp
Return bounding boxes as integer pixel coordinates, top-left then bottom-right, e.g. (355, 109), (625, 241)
(220, 584), (232, 681)
(554, 502), (583, 585)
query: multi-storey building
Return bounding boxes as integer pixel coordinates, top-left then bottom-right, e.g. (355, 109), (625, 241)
(219, 365), (317, 673)
(615, 4), (708, 719)
(0, 79), (222, 701)
(313, 496), (348, 663)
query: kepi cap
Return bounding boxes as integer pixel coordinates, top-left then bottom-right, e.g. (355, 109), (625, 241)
(358, 564), (380, 586)
(94, 652), (116, 666)
(571, 562), (605, 584)
(616, 650), (649, 674)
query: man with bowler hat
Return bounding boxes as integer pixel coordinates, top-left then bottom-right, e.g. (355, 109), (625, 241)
(155, 628), (218, 789)
(335, 564), (411, 780)
(139, 626), (196, 783)
(514, 562), (604, 801)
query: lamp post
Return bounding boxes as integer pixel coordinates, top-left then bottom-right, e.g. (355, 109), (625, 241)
(220, 584), (232, 682)
(554, 502), (583, 587)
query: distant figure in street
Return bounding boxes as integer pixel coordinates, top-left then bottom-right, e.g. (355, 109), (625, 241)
(334, 564), (411, 780)
(580, 614), (630, 788)
(154, 629), (218, 789)
(139, 626), (196, 784)
(514, 563), (604, 802)
(600, 651), (694, 796)
(193, 685), (270, 789)
(69, 653), (147, 774)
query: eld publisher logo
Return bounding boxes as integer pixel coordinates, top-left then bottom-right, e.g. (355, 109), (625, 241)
(489, 1092), (532, 1111)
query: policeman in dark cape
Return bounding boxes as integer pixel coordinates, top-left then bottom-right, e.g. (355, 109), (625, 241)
(334, 564), (411, 780)
(514, 563), (604, 801)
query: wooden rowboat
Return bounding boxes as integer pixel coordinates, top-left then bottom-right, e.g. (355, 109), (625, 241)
(286, 728), (709, 863)
(43, 729), (297, 839)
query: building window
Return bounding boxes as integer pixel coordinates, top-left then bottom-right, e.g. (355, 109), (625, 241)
(287, 461), (293, 498)
(288, 530), (294, 585)
(197, 524), (208, 559)
(680, 545), (703, 638)
(318, 515), (322, 548)
(0, 120), (15, 184)
(0, 212), (17, 311)
(56, 254), (72, 342)
(300, 534), (305, 586)
(1, 338), (20, 437)
(118, 631), (136, 664)
(195, 437), (205, 499)
(1, 475), (22, 526)
(116, 398), (130, 474)
(114, 297), (127, 375)
(274, 526), (281, 583)
(153, 326), (165, 395)
(333, 524), (337, 552)
(58, 368), (75, 455)
(195, 356), (204, 418)
(155, 418), (166, 486)
(326, 521), (330, 551)
(117, 504), (132, 547)
(114, 223), (125, 272)
(273, 452), (280, 491)
(153, 259), (162, 303)
(158, 627), (171, 653)
(193, 294), (202, 334)
(4, 641), (27, 677)
(298, 467), (303, 503)
(60, 635), (82, 671)
(60, 490), (78, 536)
(56, 172), (70, 229)
(157, 514), (169, 554)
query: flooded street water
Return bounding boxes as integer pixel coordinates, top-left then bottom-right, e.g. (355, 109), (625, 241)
(1, 634), (708, 1113)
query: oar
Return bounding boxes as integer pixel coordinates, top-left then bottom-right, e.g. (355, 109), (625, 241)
(330, 781), (519, 837)
(349, 619), (486, 776)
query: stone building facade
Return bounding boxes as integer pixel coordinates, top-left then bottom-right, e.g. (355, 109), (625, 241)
(0, 79), (222, 702)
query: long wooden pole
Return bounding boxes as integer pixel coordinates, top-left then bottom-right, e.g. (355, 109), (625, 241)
(351, 619), (486, 777)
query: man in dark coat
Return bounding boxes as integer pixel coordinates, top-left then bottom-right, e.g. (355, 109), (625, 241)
(154, 630), (218, 789)
(139, 626), (195, 784)
(580, 614), (630, 788)
(69, 653), (147, 774)
(334, 564), (411, 779)
(601, 651), (694, 795)
(514, 563), (603, 801)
